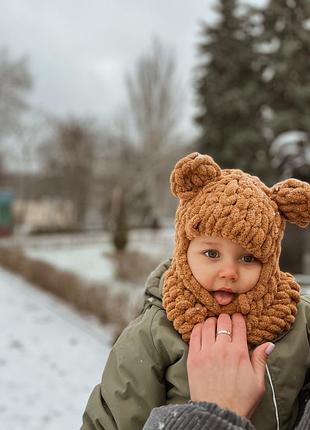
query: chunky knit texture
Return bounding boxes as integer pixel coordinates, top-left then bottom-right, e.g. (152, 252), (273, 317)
(163, 153), (310, 345)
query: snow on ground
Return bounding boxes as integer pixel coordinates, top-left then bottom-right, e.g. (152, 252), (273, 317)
(0, 267), (112, 430)
(19, 228), (175, 285)
(25, 242), (116, 284)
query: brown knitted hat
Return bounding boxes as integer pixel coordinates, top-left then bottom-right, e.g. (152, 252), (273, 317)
(163, 152), (310, 345)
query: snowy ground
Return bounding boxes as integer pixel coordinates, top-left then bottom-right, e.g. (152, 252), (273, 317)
(0, 267), (111, 430)
(15, 229), (175, 286)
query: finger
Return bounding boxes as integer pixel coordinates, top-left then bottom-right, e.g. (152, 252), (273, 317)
(216, 314), (232, 344)
(189, 322), (203, 354)
(201, 317), (216, 349)
(231, 313), (247, 346)
(251, 342), (274, 385)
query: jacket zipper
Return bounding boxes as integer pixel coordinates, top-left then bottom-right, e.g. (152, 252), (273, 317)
(266, 364), (280, 430)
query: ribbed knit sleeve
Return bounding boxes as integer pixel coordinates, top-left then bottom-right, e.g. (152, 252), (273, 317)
(143, 402), (255, 430)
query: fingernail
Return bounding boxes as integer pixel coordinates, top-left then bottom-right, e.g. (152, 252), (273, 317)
(265, 343), (275, 356)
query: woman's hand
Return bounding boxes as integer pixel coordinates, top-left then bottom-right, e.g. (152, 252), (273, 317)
(187, 313), (274, 418)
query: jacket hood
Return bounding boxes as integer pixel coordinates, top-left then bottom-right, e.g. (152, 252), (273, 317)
(143, 259), (171, 311)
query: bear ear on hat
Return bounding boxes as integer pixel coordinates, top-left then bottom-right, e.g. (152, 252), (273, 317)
(170, 152), (221, 201)
(271, 178), (310, 227)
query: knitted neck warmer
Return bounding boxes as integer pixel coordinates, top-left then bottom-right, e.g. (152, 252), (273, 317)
(163, 153), (310, 345)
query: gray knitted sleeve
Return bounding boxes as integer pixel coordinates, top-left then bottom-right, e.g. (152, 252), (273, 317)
(296, 399), (310, 430)
(143, 402), (255, 430)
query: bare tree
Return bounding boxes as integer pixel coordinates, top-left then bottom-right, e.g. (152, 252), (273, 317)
(126, 39), (181, 149)
(98, 113), (143, 230)
(125, 39), (183, 227)
(0, 48), (32, 180)
(0, 48), (32, 138)
(39, 117), (96, 228)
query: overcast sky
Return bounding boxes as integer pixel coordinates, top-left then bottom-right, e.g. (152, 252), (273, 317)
(1, 0), (266, 137)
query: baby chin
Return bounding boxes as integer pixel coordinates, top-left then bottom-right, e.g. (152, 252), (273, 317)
(212, 290), (236, 305)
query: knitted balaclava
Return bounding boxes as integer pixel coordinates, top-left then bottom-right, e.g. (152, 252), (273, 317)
(163, 152), (310, 345)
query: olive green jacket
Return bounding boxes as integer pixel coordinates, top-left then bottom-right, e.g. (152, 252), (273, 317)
(81, 260), (310, 430)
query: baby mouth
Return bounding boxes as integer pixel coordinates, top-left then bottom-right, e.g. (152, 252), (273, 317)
(212, 290), (235, 306)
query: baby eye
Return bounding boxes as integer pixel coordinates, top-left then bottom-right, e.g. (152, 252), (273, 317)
(204, 249), (220, 259)
(241, 255), (256, 263)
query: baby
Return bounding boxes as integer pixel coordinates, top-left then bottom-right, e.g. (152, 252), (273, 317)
(82, 152), (310, 430)
(187, 234), (262, 307)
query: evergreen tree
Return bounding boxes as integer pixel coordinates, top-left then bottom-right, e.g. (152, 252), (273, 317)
(195, 0), (272, 180)
(257, 0), (310, 274)
(258, 0), (310, 138)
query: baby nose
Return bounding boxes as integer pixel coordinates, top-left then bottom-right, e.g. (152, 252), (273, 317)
(218, 264), (239, 281)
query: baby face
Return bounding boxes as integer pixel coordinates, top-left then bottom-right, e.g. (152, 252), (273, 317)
(187, 235), (262, 305)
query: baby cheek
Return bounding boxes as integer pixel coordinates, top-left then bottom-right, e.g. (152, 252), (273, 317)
(246, 269), (261, 291)
(191, 267), (211, 289)
(193, 269), (207, 285)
